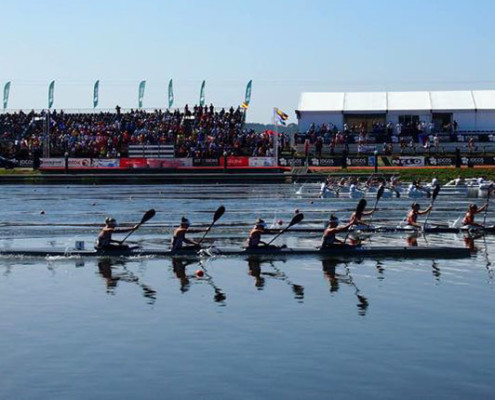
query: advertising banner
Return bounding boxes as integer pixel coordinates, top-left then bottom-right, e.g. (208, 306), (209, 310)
(308, 157), (340, 167)
(346, 156), (370, 167)
(248, 157), (275, 167)
(40, 158), (64, 168)
(193, 158), (219, 167)
(120, 158), (147, 168)
(91, 158), (120, 168)
(278, 157), (305, 167)
(226, 156), (249, 167)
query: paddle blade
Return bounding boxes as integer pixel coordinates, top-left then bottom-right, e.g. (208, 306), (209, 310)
(432, 184), (441, 202)
(377, 184), (385, 200)
(289, 212), (304, 227)
(213, 205), (226, 222)
(356, 199), (367, 215)
(141, 209), (156, 224)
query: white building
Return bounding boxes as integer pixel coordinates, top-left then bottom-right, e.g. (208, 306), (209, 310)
(296, 90), (495, 132)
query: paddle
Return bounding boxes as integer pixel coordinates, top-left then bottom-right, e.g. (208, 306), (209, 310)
(344, 199), (367, 244)
(423, 184), (441, 230)
(197, 205), (226, 245)
(120, 209), (156, 244)
(368, 184), (385, 225)
(483, 185), (494, 227)
(266, 213), (304, 246)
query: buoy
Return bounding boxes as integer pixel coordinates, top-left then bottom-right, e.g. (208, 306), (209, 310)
(40, 210), (45, 215)
(294, 209), (300, 214)
(91, 202), (96, 206)
(196, 270), (204, 277)
(278, 220), (284, 225)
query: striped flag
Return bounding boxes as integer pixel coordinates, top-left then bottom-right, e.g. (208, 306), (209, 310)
(273, 107), (289, 125)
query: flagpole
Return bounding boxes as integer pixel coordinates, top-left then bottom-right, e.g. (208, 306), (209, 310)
(273, 108), (279, 164)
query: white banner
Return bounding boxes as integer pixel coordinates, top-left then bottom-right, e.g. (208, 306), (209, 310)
(68, 158), (91, 167)
(91, 159), (120, 168)
(40, 158), (64, 168)
(399, 156), (425, 167)
(248, 157), (276, 167)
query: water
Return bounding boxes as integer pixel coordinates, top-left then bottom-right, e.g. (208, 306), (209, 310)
(0, 184), (494, 400)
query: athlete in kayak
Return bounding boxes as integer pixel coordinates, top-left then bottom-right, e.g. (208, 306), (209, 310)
(462, 203), (488, 228)
(321, 214), (352, 248)
(96, 217), (138, 250)
(406, 203), (432, 228)
(247, 218), (270, 248)
(171, 216), (210, 252)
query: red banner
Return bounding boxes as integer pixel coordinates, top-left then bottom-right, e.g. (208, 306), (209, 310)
(220, 156), (249, 167)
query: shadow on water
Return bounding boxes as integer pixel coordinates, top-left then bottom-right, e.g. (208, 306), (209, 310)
(322, 259), (369, 316)
(247, 258), (304, 302)
(97, 258), (157, 305)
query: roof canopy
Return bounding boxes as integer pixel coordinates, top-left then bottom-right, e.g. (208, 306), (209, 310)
(298, 90), (495, 112)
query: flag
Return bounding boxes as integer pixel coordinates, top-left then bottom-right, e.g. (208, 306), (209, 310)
(93, 80), (99, 108)
(138, 80), (146, 108)
(48, 80), (55, 109)
(168, 79), (174, 108)
(243, 80), (252, 108)
(273, 107), (288, 125)
(199, 80), (205, 106)
(3, 81), (10, 110)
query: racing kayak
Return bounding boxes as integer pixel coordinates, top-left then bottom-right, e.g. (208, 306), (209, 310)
(0, 245), (471, 259)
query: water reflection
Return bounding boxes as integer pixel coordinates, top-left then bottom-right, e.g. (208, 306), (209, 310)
(322, 259), (369, 316)
(97, 258), (157, 305)
(247, 258), (304, 302)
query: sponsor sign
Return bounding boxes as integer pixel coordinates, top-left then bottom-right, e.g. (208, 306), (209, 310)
(193, 158), (219, 167)
(346, 157), (370, 167)
(91, 159), (120, 168)
(146, 158), (193, 168)
(248, 157), (275, 167)
(225, 156), (249, 167)
(120, 158), (147, 168)
(68, 158), (92, 168)
(308, 157), (340, 167)
(390, 156), (425, 167)
(40, 158), (64, 168)
(278, 157), (305, 167)
(426, 157), (455, 166)
(18, 159), (34, 168)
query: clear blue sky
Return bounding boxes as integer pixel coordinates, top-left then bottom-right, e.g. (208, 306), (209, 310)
(1, 0), (495, 122)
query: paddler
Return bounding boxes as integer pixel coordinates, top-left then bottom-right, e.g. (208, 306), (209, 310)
(171, 216), (210, 252)
(406, 202), (432, 228)
(96, 217), (138, 250)
(247, 218), (270, 248)
(321, 214), (352, 248)
(462, 203), (487, 228)
(349, 199), (376, 227)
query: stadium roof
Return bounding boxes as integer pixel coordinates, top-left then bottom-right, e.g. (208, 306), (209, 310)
(297, 90), (495, 112)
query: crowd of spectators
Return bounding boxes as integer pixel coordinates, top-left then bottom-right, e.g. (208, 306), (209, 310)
(0, 105), (279, 160)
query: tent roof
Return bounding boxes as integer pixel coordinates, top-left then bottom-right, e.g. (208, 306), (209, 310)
(297, 90), (495, 112)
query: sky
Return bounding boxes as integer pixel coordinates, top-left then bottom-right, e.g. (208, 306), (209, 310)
(1, 0), (495, 122)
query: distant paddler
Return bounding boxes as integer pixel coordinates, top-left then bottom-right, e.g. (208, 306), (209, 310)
(405, 202), (432, 228)
(463, 203), (488, 228)
(349, 199), (376, 228)
(96, 217), (138, 250)
(321, 214), (352, 248)
(171, 216), (210, 252)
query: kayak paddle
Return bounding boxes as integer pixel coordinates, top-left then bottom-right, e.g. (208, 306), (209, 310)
(267, 213), (304, 246)
(482, 184), (494, 227)
(120, 209), (156, 244)
(198, 205), (226, 245)
(423, 184), (441, 229)
(368, 184), (385, 225)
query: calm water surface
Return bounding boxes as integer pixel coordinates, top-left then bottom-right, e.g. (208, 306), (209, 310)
(0, 184), (494, 400)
